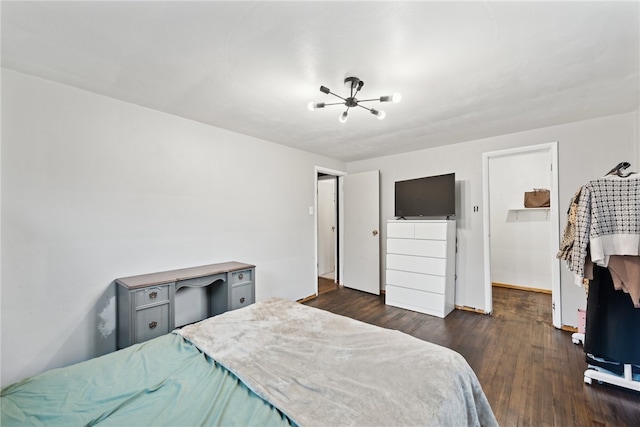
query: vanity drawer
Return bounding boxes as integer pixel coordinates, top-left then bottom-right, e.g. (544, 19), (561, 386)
(135, 285), (170, 307)
(231, 283), (254, 310)
(229, 269), (253, 285)
(135, 303), (170, 343)
(177, 273), (225, 289)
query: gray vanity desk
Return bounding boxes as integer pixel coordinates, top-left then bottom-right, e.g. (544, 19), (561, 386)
(116, 261), (255, 349)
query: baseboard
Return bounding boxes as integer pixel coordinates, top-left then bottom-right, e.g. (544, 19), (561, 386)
(455, 305), (487, 314)
(296, 294), (317, 303)
(492, 282), (552, 294)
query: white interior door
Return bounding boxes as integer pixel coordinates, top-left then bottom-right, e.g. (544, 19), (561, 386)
(342, 170), (380, 295)
(318, 178), (336, 278)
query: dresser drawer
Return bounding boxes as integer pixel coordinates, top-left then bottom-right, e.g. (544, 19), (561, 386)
(414, 222), (448, 240)
(230, 269), (253, 285)
(231, 283), (254, 310)
(135, 303), (170, 343)
(387, 253), (446, 276)
(135, 285), (170, 307)
(386, 269), (446, 294)
(386, 285), (445, 315)
(387, 238), (447, 258)
(387, 221), (448, 240)
(387, 222), (415, 238)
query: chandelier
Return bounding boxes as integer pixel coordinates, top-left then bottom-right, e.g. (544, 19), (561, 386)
(308, 76), (401, 123)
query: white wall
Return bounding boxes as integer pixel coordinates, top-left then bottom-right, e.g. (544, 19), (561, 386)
(1, 69), (345, 386)
(489, 151), (551, 290)
(347, 112), (637, 327)
(636, 107), (640, 168)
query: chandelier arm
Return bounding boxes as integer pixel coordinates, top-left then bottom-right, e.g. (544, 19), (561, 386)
(323, 101), (347, 106)
(355, 98), (380, 103)
(327, 91), (347, 102)
(355, 103), (373, 112)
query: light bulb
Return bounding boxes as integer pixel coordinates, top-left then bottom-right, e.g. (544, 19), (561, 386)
(380, 93), (402, 103)
(370, 108), (386, 120)
(339, 111), (348, 123)
(308, 102), (325, 111)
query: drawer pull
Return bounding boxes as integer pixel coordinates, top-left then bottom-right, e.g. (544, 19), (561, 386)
(149, 321), (158, 329)
(238, 273), (244, 280)
(149, 291), (158, 299)
(240, 297), (245, 304)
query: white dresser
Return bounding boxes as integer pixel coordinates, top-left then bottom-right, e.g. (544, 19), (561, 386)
(385, 220), (456, 318)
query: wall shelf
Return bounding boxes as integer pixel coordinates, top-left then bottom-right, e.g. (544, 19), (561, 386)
(508, 207), (550, 219)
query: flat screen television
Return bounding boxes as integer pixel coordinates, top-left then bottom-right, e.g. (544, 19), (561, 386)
(394, 173), (455, 218)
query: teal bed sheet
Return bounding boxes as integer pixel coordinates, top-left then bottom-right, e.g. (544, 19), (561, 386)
(1, 334), (294, 426)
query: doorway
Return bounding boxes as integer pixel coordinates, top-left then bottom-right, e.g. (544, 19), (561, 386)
(314, 167), (381, 296)
(317, 174), (338, 294)
(315, 167), (345, 295)
(482, 142), (561, 328)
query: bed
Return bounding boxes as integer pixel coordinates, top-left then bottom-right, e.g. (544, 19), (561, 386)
(2, 298), (498, 426)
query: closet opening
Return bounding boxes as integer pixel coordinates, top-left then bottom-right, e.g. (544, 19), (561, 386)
(482, 142), (561, 328)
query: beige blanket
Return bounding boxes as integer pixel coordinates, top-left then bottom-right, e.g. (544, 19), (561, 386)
(177, 297), (498, 427)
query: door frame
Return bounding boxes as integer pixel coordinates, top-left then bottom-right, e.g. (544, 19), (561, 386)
(482, 142), (561, 328)
(317, 177), (337, 279)
(314, 166), (346, 295)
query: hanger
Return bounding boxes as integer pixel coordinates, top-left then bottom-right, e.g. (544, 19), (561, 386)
(605, 162), (635, 177)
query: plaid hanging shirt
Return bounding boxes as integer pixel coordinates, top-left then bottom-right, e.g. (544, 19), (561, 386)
(570, 174), (640, 285)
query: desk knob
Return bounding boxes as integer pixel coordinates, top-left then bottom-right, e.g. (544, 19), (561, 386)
(149, 321), (157, 329)
(240, 297), (245, 304)
(238, 273), (244, 280)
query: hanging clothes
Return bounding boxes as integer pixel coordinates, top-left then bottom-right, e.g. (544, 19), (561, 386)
(569, 174), (640, 286)
(607, 255), (640, 308)
(584, 265), (640, 365)
(568, 163), (640, 391)
(557, 187), (582, 262)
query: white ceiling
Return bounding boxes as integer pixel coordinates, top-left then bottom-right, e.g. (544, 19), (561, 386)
(2, 1), (639, 162)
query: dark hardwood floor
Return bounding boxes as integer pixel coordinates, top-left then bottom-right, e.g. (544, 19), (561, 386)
(305, 283), (640, 427)
(318, 276), (339, 294)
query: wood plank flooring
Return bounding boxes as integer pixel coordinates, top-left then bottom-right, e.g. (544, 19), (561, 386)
(318, 276), (339, 295)
(305, 282), (640, 427)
